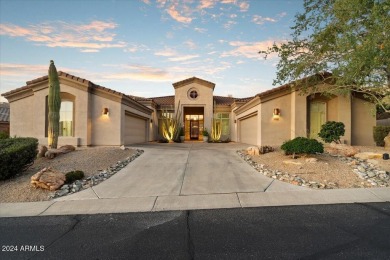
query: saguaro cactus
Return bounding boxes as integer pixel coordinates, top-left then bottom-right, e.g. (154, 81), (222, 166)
(48, 60), (61, 149)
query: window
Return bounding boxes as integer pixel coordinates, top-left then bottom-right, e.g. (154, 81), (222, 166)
(45, 93), (75, 137)
(214, 113), (230, 136)
(188, 89), (199, 100)
(59, 101), (73, 136)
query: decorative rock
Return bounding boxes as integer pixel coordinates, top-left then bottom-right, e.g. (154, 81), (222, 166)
(367, 159), (379, 165)
(283, 160), (302, 165)
(37, 145), (48, 158)
(325, 142), (360, 157)
(305, 158), (318, 163)
(45, 145), (76, 159)
(246, 146), (260, 156)
(31, 167), (66, 191)
(120, 145), (128, 150)
(354, 152), (383, 160)
(52, 149), (145, 199)
(384, 133), (390, 150)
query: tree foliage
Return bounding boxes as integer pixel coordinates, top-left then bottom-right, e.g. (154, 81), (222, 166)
(261, 0), (389, 111)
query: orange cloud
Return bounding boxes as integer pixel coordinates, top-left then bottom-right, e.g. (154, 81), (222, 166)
(221, 40), (281, 59)
(167, 4), (192, 23)
(0, 20), (123, 52)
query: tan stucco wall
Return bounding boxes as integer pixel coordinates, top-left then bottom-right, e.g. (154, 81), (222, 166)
(327, 97), (338, 121)
(31, 81), (90, 146)
(174, 82), (214, 132)
(260, 93), (292, 146)
(89, 94), (122, 146)
(9, 95), (34, 138)
(351, 97), (376, 146)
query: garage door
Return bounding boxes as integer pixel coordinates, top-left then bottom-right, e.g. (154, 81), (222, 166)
(239, 114), (258, 145)
(124, 113), (147, 144)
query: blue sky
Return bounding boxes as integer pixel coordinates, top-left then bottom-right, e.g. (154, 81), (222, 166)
(0, 0), (304, 102)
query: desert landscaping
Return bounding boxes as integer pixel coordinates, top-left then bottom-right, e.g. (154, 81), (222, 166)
(0, 146), (140, 203)
(240, 144), (390, 190)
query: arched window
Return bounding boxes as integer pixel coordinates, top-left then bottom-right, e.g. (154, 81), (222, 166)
(59, 100), (73, 136)
(45, 92), (75, 137)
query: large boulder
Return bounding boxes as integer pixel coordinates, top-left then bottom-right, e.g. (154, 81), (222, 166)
(37, 145), (48, 158)
(354, 152), (383, 160)
(31, 167), (66, 191)
(324, 142), (360, 157)
(384, 133), (390, 150)
(45, 145), (76, 159)
(246, 146), (260, 156)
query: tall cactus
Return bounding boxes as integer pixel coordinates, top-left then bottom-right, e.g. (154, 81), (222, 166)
(48, 60), (61, 149)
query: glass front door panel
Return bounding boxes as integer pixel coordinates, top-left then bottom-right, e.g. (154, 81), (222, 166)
(190, 120), (199, 139)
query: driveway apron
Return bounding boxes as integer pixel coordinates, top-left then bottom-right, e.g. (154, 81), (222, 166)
(88, 143), (273, 199)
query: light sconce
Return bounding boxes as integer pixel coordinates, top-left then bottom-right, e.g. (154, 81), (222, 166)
(273, 108), (280, 120)
(102, 107), (109, 116)
(150, 119), (153, 123)
(234, 120), (237, 123)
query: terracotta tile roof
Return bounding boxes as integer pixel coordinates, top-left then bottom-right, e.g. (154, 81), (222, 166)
(256, 72), (332, 98)
(173, 77), (215, 89)
(127, 95), (152, 102)
(1, 71), (152, 112)
(0, 102), (10, 122)
(234, 97), (254, 103)
(213, 96), (235, 105)
(151, 95), (175, 106)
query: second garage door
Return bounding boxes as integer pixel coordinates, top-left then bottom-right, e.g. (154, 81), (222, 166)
(239, 114), (258, 145)
(124, 113), (147, 145)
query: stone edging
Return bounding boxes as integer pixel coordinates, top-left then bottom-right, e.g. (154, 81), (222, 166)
(236, 150), (390, 189)
(50, 149), (144, 199)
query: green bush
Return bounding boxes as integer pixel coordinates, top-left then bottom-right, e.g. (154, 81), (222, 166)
(373, 126), (390, 146)
(65, 170), (85, 184)
(0, 137), (38, 180)
(281, 137), (324, 155)
(0, 131), (9, 140)
(318, 121), (345, 143)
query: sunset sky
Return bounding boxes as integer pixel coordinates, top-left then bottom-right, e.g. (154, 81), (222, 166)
(0, 0), (304, 102)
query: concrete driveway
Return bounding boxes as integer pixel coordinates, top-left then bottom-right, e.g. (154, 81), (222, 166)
(80, 142), (301, 199)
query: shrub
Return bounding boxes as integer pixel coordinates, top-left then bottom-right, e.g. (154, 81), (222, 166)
(318, 121), (345, 143)
(0, 137), (38, 180)
(259, 146), (274, 154)
(0, 131), (9, 140)
(373, 126), (390, 146)
(202, 128), (209, 137)
(281, 137), (324, 155)
(65, 170), (85, 184)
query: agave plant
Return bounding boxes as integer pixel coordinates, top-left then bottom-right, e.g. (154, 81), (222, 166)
(211, 115), (222, 141)
(161, 101), (182, 142)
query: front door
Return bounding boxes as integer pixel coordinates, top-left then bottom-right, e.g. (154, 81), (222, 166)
(190, 120), (199, 139)
(310, 101), (326, 139)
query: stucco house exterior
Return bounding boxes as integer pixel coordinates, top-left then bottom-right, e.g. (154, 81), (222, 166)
(1, 71), (376, 146)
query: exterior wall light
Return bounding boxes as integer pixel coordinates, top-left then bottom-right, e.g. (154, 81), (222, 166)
(234, 120), (237, 123)
(273, 108), (280, 120)
(103, 107), (109, 116)
(150, 119), (153, 123)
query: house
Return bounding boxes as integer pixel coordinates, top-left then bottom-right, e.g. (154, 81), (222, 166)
(1, 71), (376, 146)
(0, 102), (10, 134)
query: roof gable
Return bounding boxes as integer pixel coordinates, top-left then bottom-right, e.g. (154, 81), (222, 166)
(172, 77), (215, 90)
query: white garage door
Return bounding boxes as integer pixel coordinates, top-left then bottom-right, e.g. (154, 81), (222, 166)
(239, 114), (258, 145)
(125, 113), (147, 145)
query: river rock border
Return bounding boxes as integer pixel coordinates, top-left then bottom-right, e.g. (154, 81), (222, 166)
(237, 150), (390, 189)
(51, 149), (144, 199)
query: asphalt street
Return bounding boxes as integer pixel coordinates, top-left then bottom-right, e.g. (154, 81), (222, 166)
(1, 202), (389, 260)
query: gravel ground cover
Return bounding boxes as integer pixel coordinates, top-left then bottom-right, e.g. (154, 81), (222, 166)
(239, 146), (390, 189)
(0, 147), (137, 203)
